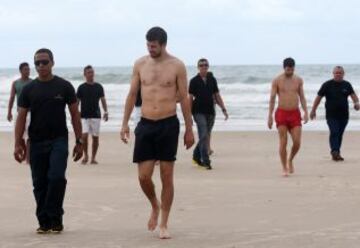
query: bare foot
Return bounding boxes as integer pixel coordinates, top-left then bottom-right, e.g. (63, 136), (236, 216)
(159, 226), (171, 239)
(288, 160), (294, 174)
(148, 201), (160, 231)
(81, 157), (88, 165)
(90, 160), (98, 165)
(282, 168), (289, 177)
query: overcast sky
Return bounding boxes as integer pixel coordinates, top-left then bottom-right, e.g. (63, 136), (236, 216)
(1, 0), (359, 67)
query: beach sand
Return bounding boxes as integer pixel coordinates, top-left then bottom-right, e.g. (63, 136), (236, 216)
(1, 131), (360, 248)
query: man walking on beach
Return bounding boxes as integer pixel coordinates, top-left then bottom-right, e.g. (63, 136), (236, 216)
(77, 65), (108, 165)
(189, 58), (228, 169)
(310, 66), (359, 161)
(8, 62), (33, 162)
(14, 48), (83, 233)
(268, 58), (309, 177)
(120, 27), (194, 239)
(7, 62), (32, 122)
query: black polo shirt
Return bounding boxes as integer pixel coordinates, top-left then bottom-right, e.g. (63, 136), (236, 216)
(18, 76), (77, 142)
(318, 79), (355, 120)
(189, 73), (219, 115)
(76, 82), (105, 118)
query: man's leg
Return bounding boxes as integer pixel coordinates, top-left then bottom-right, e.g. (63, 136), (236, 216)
(82, 133), (89, 164)
(30, 141), (51, 231)
(47, 137), (68, 232)
(91, 136), (99, 164)
(337, 119), (348, 157)
(158, 161), (174, 239)
(194, 114), (210, 167)
(327, 119), (340, 159)
(207, 114), (215, 155)
(288, 126), (302, 174)
(138, 160), (160, 231)
(277, 126), (288, 176)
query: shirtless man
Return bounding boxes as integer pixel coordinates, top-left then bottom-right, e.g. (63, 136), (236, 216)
(120, 27), (194, 239)
(268, 58), (309, 177)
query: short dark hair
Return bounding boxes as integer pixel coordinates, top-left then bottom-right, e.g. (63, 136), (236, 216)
(146, 27), (167, 45)
(84, 65), (93, 73)
(197, 58), (209, 66)
(283, 57), (295, 68)
(34, 48), (54, 62)
(19, 62), (29, 71)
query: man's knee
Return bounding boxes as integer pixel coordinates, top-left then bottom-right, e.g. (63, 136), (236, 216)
(138, 173), (153, 184)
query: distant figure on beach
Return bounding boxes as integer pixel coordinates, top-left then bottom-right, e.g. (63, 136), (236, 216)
(77, 65), (108, 165)
(268, 58), (309, 177)
(120, 27), (194, 239)
(14, 48), (83, 234)
(189, 58), (228, 170)
(7, 62), (33, 163)
(310, 66), (359, 161)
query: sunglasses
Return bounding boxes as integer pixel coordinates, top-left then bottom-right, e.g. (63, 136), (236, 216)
(199, 64), (209, 68)
(34, 60), (50, 66)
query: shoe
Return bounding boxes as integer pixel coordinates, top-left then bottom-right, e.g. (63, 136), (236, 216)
(337, 154), (345, 161)
(51, 224), (64, 233)
(192, 158), (202, 166)
(331, 151), (340, 161)
(36, 226), (50, 234)
(202, 162), (212, 170)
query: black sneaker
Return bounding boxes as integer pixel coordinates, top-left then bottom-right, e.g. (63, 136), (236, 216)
(202, 162), (212, 170)
(51, 224), (64, 233)
(36, 226), (50, 234)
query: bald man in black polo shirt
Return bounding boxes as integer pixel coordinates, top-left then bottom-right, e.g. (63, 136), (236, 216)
(310, 66), (360, 161)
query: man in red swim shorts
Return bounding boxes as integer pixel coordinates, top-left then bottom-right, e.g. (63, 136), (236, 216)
(268, 58), (309, 177)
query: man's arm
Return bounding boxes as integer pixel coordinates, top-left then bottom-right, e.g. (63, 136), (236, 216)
(214, 93), (228, 120)
(310, 96), (323, 119)
(298, 79), (309, 123)
(14, 107), (28, 162)
(68, 102), (83, 161)
(120, 61), (141, 143)
(350, 93), (360, 111)
(176, 62), (194, 149)
(100, 97), (109, 121)
(68, 102), (82, 140)
(7, 82), (16, 122)
(268, 79), (277, 129)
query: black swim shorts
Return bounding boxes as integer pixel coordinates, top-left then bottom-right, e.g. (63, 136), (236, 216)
(133, 115), (180, 163)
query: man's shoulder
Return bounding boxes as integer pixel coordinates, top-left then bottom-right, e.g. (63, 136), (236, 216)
(54, 75), (71, 85)
(134, 56), (149, 66)
(190, 74), (200, 82)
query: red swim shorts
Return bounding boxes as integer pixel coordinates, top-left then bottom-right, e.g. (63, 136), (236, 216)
(275, 108), (302, 129)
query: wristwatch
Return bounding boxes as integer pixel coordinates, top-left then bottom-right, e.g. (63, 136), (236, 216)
(76, 138), (83, 145)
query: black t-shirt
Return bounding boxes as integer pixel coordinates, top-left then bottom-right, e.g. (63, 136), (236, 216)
(189, 73), (219, 115)
(318, 79), (355, 120)
(18, 76), (77, 142)
(76, 82), (105, 118)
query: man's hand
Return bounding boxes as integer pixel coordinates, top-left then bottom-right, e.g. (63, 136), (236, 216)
(222, 109), (229, 120)
(72, 144), (83, 162)
(267, 115), (273, 129)
(303, 112), (309, 124)
(184, 129), (194, 149)
(120, 125), (130, 144)
(7, 112), (13, 122)
(14, 139), (26, 163)
(310, 110), (316, 120)
(354, 103), (360, 111)
(103, 112), (109, 122)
